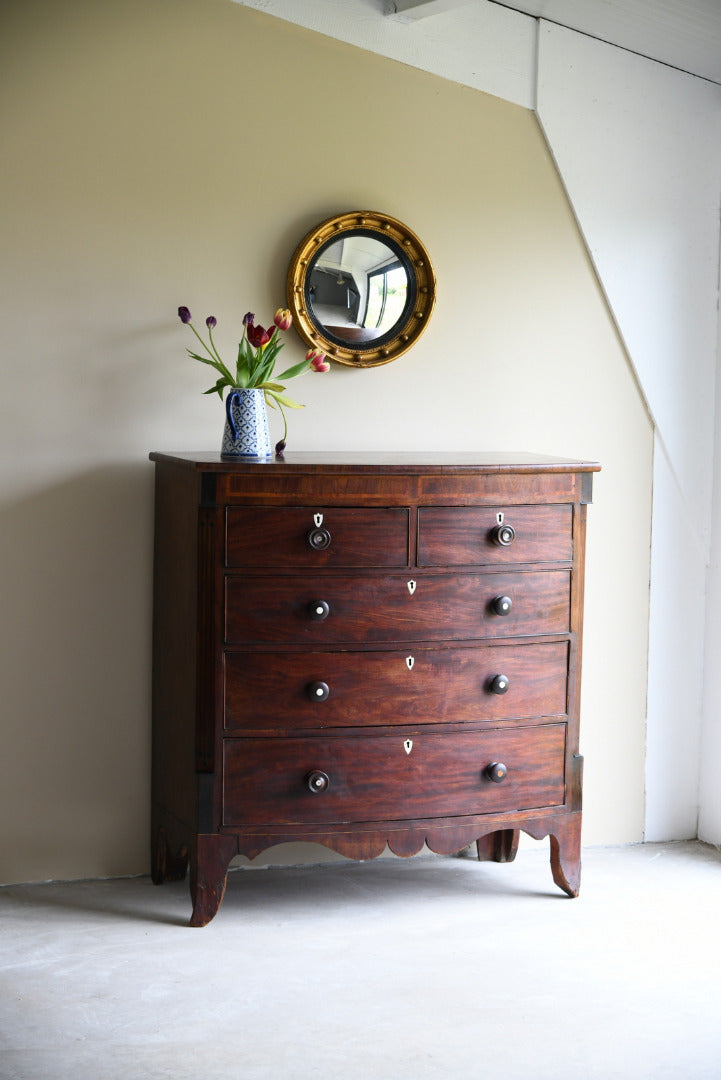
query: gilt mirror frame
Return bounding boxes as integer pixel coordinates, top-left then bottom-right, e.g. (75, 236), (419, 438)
(286, 210), (436, 368)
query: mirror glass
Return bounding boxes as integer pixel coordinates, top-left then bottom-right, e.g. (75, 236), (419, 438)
(287, 211), (435, 367)
(306, 231), (414, 349)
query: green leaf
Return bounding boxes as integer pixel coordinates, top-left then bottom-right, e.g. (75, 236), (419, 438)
(252, 347), (279, 387)
(203, 377), (227, 399)
(266, 389), (304, 409)
(187, 348), (234, 383)
(187, 349), (222, 370)
(276, 358), (311, 381)
(235, 340), (251, 387)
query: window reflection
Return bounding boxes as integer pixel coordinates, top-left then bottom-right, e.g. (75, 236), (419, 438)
(364, 264), (407, 331)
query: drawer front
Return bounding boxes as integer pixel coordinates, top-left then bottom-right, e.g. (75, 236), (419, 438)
(226, 507), (409, 568)
(225, 570), (570, 645)
(224, 642), (569, 732)
(417, 505), (572, 566)
(222, 723), (566, 825)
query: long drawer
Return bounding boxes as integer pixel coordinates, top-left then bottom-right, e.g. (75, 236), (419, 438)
(224, 570), (571, 644)
(223, 641), (569, 732)
(221, 723), (566, 826)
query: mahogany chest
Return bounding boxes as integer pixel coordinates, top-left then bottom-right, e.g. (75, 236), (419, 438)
(149, 452), (598, 925)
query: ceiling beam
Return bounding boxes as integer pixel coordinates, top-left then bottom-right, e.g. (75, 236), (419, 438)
(389, 0), (471, 19)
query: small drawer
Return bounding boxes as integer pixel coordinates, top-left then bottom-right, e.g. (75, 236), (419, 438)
(224, 570), (571, 645)
(417, 505), (572, 566)
(222, 723), (567, 826)
(223, 642), (569, 732)
(226, 507), (409, 568)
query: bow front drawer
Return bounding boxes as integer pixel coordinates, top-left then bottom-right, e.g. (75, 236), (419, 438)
(222, 723), (567, 826)
(223, 641), (569, 732)
(226, 507), (409, 567)
(418, 505), (572, 565)
(224, 570), (571, 644)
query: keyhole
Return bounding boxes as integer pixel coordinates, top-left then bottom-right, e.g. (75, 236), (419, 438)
(406, 656), (415, 671)
(407, 580), (417, 596)
(404, 739), (413, 755)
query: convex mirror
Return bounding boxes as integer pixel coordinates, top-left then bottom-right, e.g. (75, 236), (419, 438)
(287, 211), (435, 367)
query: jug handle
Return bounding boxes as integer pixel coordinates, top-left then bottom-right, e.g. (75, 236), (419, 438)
(225, 389), (240, 440)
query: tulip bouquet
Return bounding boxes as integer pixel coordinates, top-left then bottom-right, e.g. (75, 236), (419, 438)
(177, 305), (329, 451)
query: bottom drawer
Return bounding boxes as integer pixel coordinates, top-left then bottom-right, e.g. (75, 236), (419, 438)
(222, 724), (566, 826)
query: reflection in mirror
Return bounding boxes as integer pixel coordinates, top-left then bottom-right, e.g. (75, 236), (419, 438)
(307, 233), (411, 347)
(287, 212), (435, 367)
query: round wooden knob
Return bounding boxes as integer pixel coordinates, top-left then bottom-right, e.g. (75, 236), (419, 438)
(307, 527), (331, 551)
(491, 595), (513, 616)
(484, 762), (508, 783)
(489, 674), (510, 695)
(308, 600), (330, 621)
(491, 522), (516, 547)
(305, 770), (330, 793)
(307, 681), (330, 702)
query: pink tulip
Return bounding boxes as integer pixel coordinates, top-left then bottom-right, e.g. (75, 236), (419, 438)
(273, 308), (293, 331)
(309, 350), (330, 372)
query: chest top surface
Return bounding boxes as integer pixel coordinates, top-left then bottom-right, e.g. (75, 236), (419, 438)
(150, 450), (600, 472)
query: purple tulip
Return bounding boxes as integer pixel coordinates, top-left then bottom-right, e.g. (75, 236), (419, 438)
(242, 312), (255, 327)
(206, 316), (217, 329)
(178, 306), (192, 324)
(275, 439), (286, 457)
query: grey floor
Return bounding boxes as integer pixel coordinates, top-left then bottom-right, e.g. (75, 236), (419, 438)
(1, 841), (720, 1080)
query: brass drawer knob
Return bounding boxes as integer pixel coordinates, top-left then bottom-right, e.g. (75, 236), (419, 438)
(484, 762), (508, 783)
(305, 770), (330, 794)
(307, 681), (330, 702)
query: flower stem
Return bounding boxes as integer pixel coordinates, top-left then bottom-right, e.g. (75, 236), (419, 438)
(188, 321), (234, 383)
(207, 325), (224, 367)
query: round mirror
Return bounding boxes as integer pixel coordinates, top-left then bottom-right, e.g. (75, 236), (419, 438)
(287, 211), (435, 367)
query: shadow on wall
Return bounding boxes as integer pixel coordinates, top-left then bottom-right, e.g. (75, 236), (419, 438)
(0, 464), (155, 883)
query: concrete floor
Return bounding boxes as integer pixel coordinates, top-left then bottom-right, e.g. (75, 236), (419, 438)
(1, 841), (720, 1080)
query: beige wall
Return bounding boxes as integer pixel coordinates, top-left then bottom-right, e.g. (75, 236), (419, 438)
(0, 0), (652, 883)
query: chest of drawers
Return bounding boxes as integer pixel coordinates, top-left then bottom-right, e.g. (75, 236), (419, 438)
(150, 452), (598, 925)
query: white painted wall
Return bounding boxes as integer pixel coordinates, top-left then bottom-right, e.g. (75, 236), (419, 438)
(234, 0), (721, 843)
(535, 24), (721, 840)
(699, 257), (721, 844)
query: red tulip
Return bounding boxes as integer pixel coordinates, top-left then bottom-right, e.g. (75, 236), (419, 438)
(246, 320), (276, 348)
